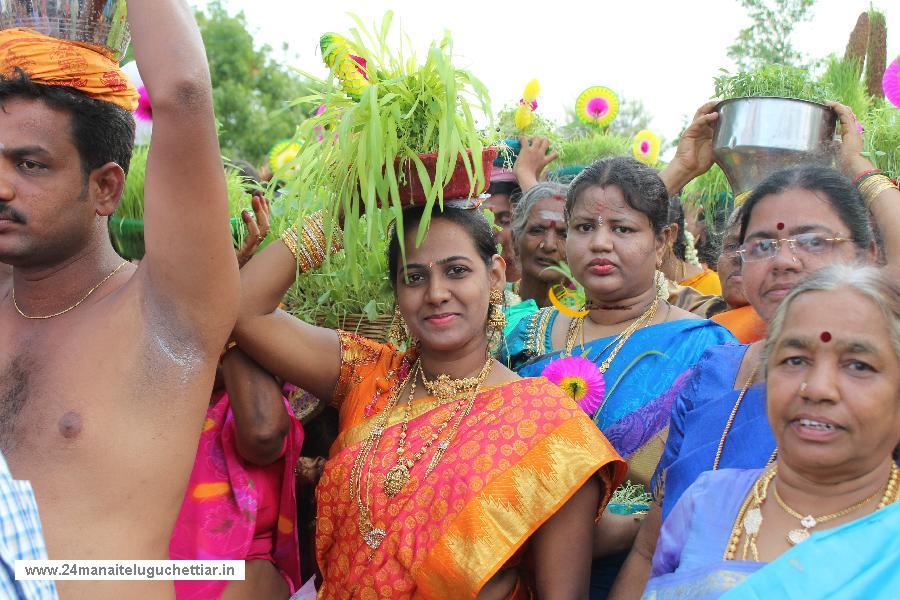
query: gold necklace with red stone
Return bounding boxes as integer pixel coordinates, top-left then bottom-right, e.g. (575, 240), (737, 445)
(350, 356), (493, 551)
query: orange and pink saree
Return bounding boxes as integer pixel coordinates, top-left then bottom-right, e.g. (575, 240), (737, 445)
(316, 332), (626, 599)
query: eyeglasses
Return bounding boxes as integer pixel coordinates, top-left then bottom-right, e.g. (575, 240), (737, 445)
(738, 233), (853, 263)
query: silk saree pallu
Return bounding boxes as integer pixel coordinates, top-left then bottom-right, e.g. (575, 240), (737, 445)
(508, 310), (735, 486)
(316, 332), (627, 599)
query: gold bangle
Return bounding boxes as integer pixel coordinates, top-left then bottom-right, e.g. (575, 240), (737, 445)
(279, 211), (344, 273)
(280, 227), (299, 260)
(858, 174), (899, 209)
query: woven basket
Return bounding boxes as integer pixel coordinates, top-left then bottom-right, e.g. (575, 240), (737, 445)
(314, 313), (394, 342)
(390, 147), (499, 206)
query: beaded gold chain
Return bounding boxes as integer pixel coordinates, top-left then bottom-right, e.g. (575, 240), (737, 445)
(350, 355), (493, 551)
(563, 297), (660, 372)
(384, 356), (493, 497)
(712, 364), (780, 470)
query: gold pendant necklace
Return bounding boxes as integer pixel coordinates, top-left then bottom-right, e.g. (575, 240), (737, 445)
(384, 356), (493, 497)
(13, 261), (129, 319)
(773, 463), (898, 545)
(351, 355), (494, 550)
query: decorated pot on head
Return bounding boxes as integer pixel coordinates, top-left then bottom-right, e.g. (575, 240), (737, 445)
(0, 0), (130, 60)
(712, 97), (837, 199)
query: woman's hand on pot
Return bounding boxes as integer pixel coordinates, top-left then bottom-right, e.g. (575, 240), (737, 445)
(827, 100), (874, 179)
(514, 136), (559, 192)
(659, 101), (719, 196)
(236, 192), (271, 268)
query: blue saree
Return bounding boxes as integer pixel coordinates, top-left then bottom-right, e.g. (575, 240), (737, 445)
(504, 307), (735, 485)
(722, 502), (900, 599)
(651, 344), (776, 521)
(643, 469), (764, 600)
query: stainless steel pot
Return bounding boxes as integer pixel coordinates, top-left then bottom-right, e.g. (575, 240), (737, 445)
(712, 97), (837, 196)
(0, 0), (129, 60)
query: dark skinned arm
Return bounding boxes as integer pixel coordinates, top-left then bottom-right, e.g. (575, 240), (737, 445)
(608, 503), (661, 600)
(131, 0), (239, 349)
(221, 348), (291, 466)
(531, 478), (602, 599)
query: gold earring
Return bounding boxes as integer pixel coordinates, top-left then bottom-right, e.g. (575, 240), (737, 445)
(488, 288), (507, 332)
(388, 305), (408, 344)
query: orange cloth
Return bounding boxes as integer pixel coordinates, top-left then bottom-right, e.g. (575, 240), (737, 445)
(711, 305), (767, 344)
(679, 267), (723, 296)
(317, 331), (626, 599)
(0, 28), (138, 111)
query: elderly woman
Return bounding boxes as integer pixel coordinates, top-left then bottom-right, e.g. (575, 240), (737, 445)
(609, 101), (900, 599)
(504, 155), (735, 595)
(510, 181), (569, 306)
(643, 265), (899, 599)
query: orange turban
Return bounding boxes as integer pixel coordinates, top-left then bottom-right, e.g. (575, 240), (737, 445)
(0, 28), (138, 112)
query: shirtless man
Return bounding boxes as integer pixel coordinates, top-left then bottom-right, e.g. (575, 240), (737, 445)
(0, 2), (239, 598)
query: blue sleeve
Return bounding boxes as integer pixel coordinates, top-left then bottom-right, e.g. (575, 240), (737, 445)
(651, 471), (711, 577)
(650, 359), (705, 503)
(499, 303), (540, 370)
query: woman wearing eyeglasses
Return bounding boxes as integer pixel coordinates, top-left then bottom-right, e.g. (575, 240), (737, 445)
(609, 100), (900, 598)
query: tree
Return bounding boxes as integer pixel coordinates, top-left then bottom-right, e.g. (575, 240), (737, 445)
(194, 1), (316, 166)
(727, 0), (816, 71)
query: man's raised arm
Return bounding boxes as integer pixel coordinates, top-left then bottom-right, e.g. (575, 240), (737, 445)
(130, 0), (239, 345)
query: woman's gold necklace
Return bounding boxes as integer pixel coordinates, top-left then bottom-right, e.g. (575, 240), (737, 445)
(563, 296), (660, 373)
(772, 463), (898, 545)
(713, 364), (778, 470)
(384, 356), (494, 497)
(724, 464), (898, 561)
(13, 261), (129, 319)
(350, 355), (493, 550)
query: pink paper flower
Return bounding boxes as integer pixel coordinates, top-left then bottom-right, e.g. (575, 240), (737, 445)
(541, 356), (605, 417)
(884, 57), (900, 108)
(135, 86), (152, 122)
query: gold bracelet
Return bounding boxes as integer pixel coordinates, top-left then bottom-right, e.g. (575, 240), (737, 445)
(282, 210), (344, 273)
(858, 174), (899, 209)
(280, 227), (299, 260)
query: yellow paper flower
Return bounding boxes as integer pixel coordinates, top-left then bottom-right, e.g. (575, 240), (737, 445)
(269, 139), (302, 172)
(514, 103), (534, 130)
(575, 86), (619, 127)
(522, 79), (541, 103)
(632, 129), (661, 165)
(320, 32), (370, 99)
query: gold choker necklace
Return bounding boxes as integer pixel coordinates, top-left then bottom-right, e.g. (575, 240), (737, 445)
(13, 261), (129, 320)
(420, 362), (490, 405)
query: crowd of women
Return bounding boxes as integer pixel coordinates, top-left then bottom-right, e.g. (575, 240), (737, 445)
(173, 96), (900, 600)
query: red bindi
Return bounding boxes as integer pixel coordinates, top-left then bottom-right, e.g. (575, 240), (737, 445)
(776, 222), (785, 231)
(820, 331), (832, 343)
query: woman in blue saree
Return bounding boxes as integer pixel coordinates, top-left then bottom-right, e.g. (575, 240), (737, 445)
(504, 154), (734, 597)
(644, 265), (900, 599)
(611, 101), (900, 599)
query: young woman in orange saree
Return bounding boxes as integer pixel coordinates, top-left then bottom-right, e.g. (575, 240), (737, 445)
(233, 203), (626, 598)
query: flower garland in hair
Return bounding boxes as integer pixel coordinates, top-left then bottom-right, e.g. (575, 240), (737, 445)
(683, 230), (701, 268)
(575, 86), (619, 128)
(541, 356), (605, 418)
(632, 129), (661, 165)
(514, 79), (541, 131)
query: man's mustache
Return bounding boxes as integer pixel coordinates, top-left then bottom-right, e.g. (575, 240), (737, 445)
(0, 205), (25, 223)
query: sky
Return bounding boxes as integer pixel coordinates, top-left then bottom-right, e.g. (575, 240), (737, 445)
(192, 0), (898, 151)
